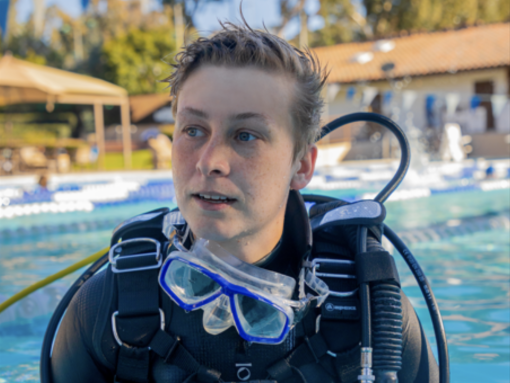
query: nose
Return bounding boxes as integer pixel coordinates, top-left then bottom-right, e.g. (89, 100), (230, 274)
(196, 137), (231, 177)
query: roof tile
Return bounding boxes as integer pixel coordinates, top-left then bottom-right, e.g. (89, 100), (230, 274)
(313, 23), (510, 83)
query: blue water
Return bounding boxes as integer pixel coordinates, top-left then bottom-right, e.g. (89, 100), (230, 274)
(0, 189), (509, 382)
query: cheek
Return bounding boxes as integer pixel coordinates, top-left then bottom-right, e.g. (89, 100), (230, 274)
(236, 146), (293, 204)
(171, 142), (195, 193)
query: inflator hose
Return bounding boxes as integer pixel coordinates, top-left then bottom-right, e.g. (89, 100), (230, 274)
(357, 226), (372, 350)
(319, 112), (410, 204)
(0, 247), (108, 314)
(384, 225), (450, 383)
(40, 252), (110, 383)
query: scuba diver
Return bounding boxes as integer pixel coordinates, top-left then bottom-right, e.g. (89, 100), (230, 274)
(45, 21), (445, 383)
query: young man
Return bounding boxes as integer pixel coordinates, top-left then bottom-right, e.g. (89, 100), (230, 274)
(50, 23), (438, 382)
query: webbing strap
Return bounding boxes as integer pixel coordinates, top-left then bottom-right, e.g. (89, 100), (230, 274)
(267, 333), (329, 380)
(355, 251), (400, 286)
(313, 241), (352, 258)
(266, 359), (294, 380)
(333, 345), (361, 383)
(149, 329), (180, 363)
(117, 263), (160, 317)
(149, 330), (200, 373)
(150, 331), (222, 382)
(289, 334), (329, 366)
(112, 244), (222, 383)
(115, 347), (150, 383)
(115, 328), (222, 383)
(113, 241), (163, 383)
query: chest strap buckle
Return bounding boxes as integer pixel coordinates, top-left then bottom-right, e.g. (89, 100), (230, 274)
(109, 238), (162, 273)
(310, 258), (359, 297)
(111, 309), (165, 348)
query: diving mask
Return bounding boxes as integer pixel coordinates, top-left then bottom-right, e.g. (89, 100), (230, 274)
(158, 239), (329, 344)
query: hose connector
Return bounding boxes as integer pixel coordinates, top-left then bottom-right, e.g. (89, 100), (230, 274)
(358, 347), (376, 382)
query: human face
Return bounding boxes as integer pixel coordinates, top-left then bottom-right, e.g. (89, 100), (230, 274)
(172, 66), (316, 261)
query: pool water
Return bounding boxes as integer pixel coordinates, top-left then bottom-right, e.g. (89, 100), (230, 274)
(0, 189), (508, 382)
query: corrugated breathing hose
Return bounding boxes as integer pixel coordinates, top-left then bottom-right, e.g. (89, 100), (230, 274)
(371, 284), (402, 382)
(367, 236), (402, 383)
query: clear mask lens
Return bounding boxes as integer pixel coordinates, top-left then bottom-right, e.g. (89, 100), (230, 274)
(166, 260), (221, 304)
(234, 295), (288, 339)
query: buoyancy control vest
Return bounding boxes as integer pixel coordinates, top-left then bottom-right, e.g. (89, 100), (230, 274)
(42, 113), (449, 383)
(83, 190), (400, 383)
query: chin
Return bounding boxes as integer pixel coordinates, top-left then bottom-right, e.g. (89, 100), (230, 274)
(189, 220), (238, 244)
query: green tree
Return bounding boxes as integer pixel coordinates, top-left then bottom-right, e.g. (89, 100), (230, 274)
(363, 0), (510, 38)
(307, 0), (510, 47)
(308, 0), (370, 47)
(102, 26), (176, 94)
(3, 0), (180, 94)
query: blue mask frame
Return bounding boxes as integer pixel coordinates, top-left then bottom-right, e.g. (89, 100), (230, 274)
(159, 255), (292, 344)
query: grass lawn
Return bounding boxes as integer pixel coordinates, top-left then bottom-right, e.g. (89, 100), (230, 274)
(105, 150), (155, 170)
(72, 150), (162, 171)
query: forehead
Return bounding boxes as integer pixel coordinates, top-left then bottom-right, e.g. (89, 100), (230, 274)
(176, 66), (295, 126)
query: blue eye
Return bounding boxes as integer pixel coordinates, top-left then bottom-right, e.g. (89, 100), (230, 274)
(186, 127), (203, 137)
(238, 132), (256, 142)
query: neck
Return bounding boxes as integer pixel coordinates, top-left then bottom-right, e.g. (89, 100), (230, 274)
(198, 211), (286, 264)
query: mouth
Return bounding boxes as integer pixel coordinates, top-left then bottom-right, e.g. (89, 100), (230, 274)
(192, 193), (237, 205)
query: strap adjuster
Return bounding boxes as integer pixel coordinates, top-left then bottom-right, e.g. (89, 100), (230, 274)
(109, 238), (162, 273)
(310, 258), (358, 298)
(311, 258), (356, 279)
(111, 309), (165, 348)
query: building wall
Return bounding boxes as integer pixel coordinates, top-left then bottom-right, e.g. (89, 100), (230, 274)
(325, 67), (509, 137)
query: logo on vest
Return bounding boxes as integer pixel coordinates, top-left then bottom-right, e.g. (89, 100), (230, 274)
(235, 363), (252, 381)
(325, 303), (356, 312)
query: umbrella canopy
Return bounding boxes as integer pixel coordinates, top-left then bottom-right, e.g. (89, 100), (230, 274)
(0, 54), (127, 105)
(0, 53), (132, 169)
(129, 93), (172, 123)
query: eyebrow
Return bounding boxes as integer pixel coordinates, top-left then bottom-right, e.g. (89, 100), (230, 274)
(179, 107), (209, 119)
(179, 108), (268, 124)
(230, 112), (268, 124)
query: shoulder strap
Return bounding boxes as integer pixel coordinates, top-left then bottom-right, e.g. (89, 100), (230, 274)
(111, 237), (164, 383)
(107, 209), (222, 383)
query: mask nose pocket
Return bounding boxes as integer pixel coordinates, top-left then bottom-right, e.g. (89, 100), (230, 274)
(202, 295), (234, 335)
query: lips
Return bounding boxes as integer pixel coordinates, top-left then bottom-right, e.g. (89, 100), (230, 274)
(192, 192), (237, 206)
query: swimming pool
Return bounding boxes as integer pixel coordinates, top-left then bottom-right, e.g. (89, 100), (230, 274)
(0, 188), (508, 382)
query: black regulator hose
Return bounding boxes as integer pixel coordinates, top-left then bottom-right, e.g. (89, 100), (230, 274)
(384, 225), (450, 383)
(318, 112), (448, 383)
(324, 113), (408, 382)
(319, 112), (410, 203)
(40, 252), (109, 383)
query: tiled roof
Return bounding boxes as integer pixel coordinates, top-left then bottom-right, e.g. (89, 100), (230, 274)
(313, 23), (510, 84)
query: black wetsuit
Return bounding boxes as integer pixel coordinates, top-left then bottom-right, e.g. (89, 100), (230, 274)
(51, 193), (439, 383)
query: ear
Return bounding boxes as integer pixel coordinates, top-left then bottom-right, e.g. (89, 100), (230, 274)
(290, 144), (318, 190)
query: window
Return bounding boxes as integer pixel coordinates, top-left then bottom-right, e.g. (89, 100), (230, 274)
(474, 81), (495, 131)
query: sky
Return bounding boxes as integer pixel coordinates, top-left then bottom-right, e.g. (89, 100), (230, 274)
(14, 0), (325, 39)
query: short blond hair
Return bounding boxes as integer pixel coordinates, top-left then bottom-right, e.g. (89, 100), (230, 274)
(165, 22), (328, 159)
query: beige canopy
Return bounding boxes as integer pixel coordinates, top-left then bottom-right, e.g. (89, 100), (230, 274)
(0, 53), (132, 169)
